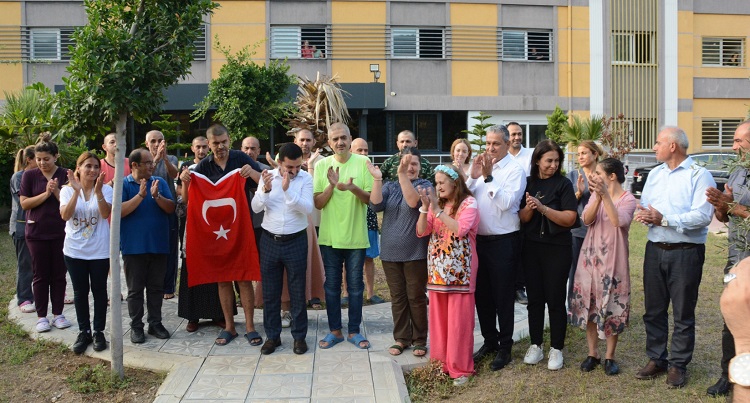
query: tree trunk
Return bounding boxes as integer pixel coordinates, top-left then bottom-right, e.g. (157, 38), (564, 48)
(109, 112), (127, 379)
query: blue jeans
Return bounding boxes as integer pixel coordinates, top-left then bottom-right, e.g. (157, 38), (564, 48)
(320, 246), (365, 335)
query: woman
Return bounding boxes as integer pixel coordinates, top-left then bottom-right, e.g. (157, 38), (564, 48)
(569, 158), (636, 375)
(371, 148), (432, 357)
(19, 134), (70, 332)
(301, 40), (313, 58)
(519, 140), (578, 370)
(450, 138), (472, 179)
(416, 164), (479, 386)
(10, 146), (37, 313)
(60, 152), (113, 353)
(567, 141), (602, 307)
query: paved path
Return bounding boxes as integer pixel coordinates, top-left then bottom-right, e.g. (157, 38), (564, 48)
(9, 274), (530, 402)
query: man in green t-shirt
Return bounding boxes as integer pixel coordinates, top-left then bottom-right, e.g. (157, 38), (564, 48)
(314, 123), (376, 350)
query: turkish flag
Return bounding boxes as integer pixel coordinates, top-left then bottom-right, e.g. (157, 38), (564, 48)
(185, 169), (260, 287)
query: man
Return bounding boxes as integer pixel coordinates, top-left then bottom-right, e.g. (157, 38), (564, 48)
(180, 124), (263, 346)
(189, 136), (209, 165)
(379, 130), (434, 182)
(314, 123), (374, 349)
(349, 138), (385, 304)
(145, 130), (179, 300)
(251, 143), (313, 355)
(294, 129), (322, 173)
(121, 148), (176, 343)
(507, 122), (532, 305)
(634, 126), (715, 388)
(705, 120), (750, 396)
(100, 133), (130, 184)
(466, 125), (526, 370)
(242, 136), (271, 170)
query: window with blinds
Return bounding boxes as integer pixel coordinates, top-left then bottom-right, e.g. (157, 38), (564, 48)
(391, 27), (444, 59)
(702, 119), (743, 149)
(270, 26), (327, 59)
(193, 24), (207, 61)
(702, 37), (744, 67)
(501, 30), (552, 61)
(28, 28), (75, 61)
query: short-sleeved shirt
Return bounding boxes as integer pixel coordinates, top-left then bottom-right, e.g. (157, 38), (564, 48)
(314, 153), (373, 249)
(120, 175), (172, 255)
(193, 150), (260, 217)
(10, 170), (26, 237)
(371, 178), (432, 262)
(153, 155), (179, 201)
(60, 185), (113, 260)
(19, 167), (68, 241)
(520, 175), (578, 246)
(100, 158), (130, 184)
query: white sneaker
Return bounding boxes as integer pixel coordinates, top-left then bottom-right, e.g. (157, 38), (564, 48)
(281, 311), (292, 328)
(453, 375), (470, 386)
(19, 301), (36, 313)
(36, 318), (51, 333)
(53, 315), (72, 329)
(547, 347), (564, 370)
(524, 344), (544, 365)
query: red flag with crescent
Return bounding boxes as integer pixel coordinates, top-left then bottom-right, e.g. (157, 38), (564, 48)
(185, 169), (260, 287)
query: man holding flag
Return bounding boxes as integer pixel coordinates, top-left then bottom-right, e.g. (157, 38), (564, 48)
(180, 124), (263, 346)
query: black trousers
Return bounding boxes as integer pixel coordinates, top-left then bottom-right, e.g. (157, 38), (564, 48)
(124, 254), (167, 329)
(642, 241), (705, 369)
(64, 256), (109, 332)
(721, 260), (736, 377)
(523, 240), (571, 350)
(474, 232), (520, 352)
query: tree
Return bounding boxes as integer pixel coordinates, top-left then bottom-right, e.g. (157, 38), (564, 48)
(599, 114), (635, 160)
(58, 0), (217, 379)
(193, 40), (295, 142)
(545, 105), (568, 144)
(562, 114), (604, 147)
(462, 111), (493, 154)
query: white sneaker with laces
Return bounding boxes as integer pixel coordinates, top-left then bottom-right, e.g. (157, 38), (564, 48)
(547, 347), (564, 370)
(524, 344), (544, 365)
(281, 311), (292, 328)
(53, 315), (71, 329)
(36, 318), (51, 333)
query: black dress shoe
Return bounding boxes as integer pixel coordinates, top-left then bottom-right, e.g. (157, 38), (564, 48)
(580, 356), (601, 372)
(261, 338), (282, 355)
(130, 328), (145, 344)
(92, 331), (108, 352)
(293, 339), (308, 355)
(604, 359), (620, 376)
(515, 289), (529, 305)
(707, 377), (731, 397)
(148, 323), (171, 339)
(490, 350), (512, 371)
(473, 343), (499, 363)
(72, 331), (92, 354)
(635, 359), (667, 379)
(666, 366), (687, 388)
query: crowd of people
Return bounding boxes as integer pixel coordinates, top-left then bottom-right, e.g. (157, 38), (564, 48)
(9, 120), (750, 394)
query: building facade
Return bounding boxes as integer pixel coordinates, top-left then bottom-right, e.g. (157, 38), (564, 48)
(0, 0), (748, 154)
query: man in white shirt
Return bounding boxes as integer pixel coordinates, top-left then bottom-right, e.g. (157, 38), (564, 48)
(251, 143), (314, 355)
(466, 125), (527, 371)
(507, 122), (532, 304)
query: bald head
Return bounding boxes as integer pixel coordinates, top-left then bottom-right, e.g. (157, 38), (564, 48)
(241, 136), (261, 160)
(350, 138), (369, 156)
(294, 129), (314, 156)
(102, 133), (118, 157)
(145, 130), (164, 156)
(732, 120), (750, 154)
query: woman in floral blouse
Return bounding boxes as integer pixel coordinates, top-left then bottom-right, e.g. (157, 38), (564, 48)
(416, 164), (479, 387)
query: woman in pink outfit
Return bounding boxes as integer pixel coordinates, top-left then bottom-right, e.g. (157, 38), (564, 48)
(569, 158), (636, 376)
(416, 164), (479, 387)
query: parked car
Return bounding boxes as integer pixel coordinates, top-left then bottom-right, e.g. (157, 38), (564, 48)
(630, 152), (732, 197)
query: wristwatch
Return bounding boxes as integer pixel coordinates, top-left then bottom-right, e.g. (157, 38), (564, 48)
(661, 218), (668, 227)
(484, 175), (493, 183)
(730, 353), (750, 386)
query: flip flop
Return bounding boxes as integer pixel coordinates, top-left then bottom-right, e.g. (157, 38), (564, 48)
(214, 329), (238, 346)
(413, 345), (428, 357)
(347, 333), (370, 349)
(319, 333), (345, 349)
(389, 344), (405, 356)
(309, 298), (323, 310)
(163, 293), (175, 300)
(244, 331), (263, 346)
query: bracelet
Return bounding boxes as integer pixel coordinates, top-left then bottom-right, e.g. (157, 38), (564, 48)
(541, 206), (548, 216)
(137, 193), (145, 198)
(97, 197), (105, 202)
(435, 210), (444, 218)
(419, 207), (428, 214)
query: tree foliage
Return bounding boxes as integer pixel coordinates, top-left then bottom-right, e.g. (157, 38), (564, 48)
(545, 105), (568, 144)
(462, 111), (493, 154)
(562, 114), (604, 146)
(193, 40), (295, 142)
(286, 73), (350, 153)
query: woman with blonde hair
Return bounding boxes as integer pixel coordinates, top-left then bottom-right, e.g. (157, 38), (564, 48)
(450, 138), (472, 179)
(10, 146), (37, 313)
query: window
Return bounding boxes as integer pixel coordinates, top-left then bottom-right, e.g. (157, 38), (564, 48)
(30, 29), (60, 60)
(611, 32), (654, 64)
(193, 24), (207, 61)
(702, 119), (743, 149)
(702, 37), (744, 67)
(501, 30), (551, 61)
(270, 26), (326, 59)
(391, 28), (444, 59)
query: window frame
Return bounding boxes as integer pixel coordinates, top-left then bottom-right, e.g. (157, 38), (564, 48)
(391, 27), (445, 60)
(702, 37), (744, 67)
(270, 25), (327, 60)
(702, 119), (743, 149)
(611, 31), (654, 65)
(30, 28), (61, 61)
(501, 30), (552, 62)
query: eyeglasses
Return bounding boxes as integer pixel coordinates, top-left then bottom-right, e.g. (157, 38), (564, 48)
(139, 161), (156, 167)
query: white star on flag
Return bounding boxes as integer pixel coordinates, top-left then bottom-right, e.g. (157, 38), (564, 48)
(213, 225), (230, 240)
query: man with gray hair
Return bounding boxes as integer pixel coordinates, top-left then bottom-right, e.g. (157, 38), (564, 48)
(466, 124), (526, 370)
(634, 126), (715, 388)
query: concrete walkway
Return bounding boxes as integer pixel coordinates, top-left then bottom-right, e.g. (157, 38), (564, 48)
(8, 275), (530, 402)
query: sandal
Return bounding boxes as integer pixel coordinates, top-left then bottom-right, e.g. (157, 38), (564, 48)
(347, 333), (370, 349)
(214, 329), (238, 346)
(244, 331), (263, 346)
(64, 294), (74, 304)
(389, 343), (405, 356)
(319, 333), (345, 349)
(309, 298), (323, 310)
(413, 345), (428, 357)
(163, 293), (175, 300)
